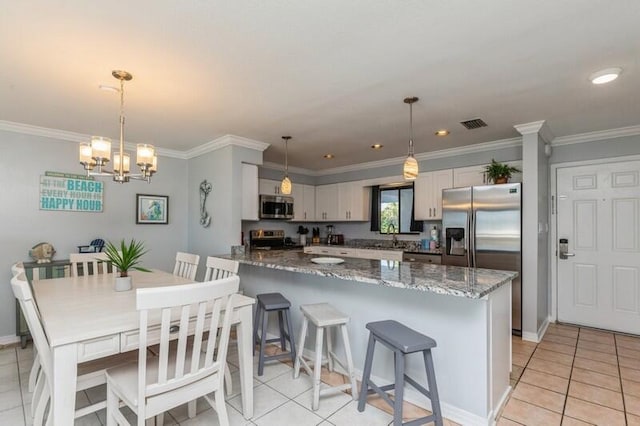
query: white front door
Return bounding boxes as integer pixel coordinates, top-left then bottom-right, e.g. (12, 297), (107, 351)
(557, 160), (640, 334)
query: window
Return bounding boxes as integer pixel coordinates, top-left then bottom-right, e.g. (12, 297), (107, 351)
(371, 184), (422, 234)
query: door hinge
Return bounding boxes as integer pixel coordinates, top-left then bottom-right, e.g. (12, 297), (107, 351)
(551, 195), (555, 215)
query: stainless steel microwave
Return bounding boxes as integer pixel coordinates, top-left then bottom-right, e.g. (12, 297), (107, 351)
(259, 195), (294, 220)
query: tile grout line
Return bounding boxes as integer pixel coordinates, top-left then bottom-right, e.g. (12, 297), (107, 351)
(613, 333), (629, 426)
(14, 347), (28, 426)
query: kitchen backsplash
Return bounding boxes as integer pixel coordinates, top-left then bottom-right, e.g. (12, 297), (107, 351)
(241, 219), (442, 245)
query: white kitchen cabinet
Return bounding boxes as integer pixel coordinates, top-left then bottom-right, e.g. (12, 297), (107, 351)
(303, 245), (402, 261)
(292, 183), (315, 221)
(304, 246), (359, 257)
(315, 184), (339, 221)
(259, 178), (285, 195)
(414, 169), (453, 220)
(357, 249), (403, 261)
(453, 165), (488, 188)
(241, 163), (259, 221)
(337, 181), (370, 221)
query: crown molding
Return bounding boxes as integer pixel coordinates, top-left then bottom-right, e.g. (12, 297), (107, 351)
(551, 124), (640, 146)
(0, 120), (187, 159)
(183, 134), (270, 159)
(261, 136), (522, 176)
(262, 161), (315, 176)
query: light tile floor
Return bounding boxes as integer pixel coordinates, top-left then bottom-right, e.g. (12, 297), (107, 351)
(3, 322), (638, 425)
(498, 323), (640, 425)
(0, 340), (454, 426)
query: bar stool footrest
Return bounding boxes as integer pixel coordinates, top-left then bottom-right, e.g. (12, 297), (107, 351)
(366, 381), (395, 408)
(320, 383), (353, 397)
(405, 374), (432, 400)
(263, 352), (294, 362)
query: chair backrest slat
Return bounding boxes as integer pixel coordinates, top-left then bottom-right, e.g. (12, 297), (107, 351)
(69, 252), (111, 277)
(204, 256), (239, 281)
(136, 276), (239, 402)
(173, 252), (200, 281)
(10, 274), (53, 388)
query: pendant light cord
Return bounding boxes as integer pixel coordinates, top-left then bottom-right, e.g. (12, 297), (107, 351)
(408, 101), (414, 157)
(118, 77), (125, 177)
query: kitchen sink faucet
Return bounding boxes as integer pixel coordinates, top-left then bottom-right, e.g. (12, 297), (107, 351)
(388, 224), (398, 248)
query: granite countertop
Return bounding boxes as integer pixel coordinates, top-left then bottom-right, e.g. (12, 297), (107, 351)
(222, 250), (516, 299)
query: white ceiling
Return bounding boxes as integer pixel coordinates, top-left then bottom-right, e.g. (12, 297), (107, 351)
(2, 1), (639, 170)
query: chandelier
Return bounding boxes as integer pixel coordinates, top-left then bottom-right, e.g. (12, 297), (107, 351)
(78, 70), (157, 183)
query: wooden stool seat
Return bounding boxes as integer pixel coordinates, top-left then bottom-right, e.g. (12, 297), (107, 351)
(294, 303), (358, 411)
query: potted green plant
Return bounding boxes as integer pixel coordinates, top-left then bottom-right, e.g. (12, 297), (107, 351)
(484, 159), (521, 184)
(104, 239), (150, 291)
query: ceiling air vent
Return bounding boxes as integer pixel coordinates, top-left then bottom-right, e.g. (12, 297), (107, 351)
(460, 118), (488, 130)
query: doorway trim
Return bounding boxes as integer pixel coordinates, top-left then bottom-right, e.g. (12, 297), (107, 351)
(549, 154), (640, 326)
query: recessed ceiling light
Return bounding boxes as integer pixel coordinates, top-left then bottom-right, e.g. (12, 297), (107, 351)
(324, 154), (334, 159)
(435, 130), (450, 136)
(589, 67), (622, 85)
(99, 84), (119, 93)
(371, 144), (384, 149)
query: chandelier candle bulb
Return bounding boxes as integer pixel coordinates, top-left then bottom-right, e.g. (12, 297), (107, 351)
(91, 136), (111, 162)
(136, 144), (155, 166)
(79, 143), (94, 165)
(113, 152), (130, 173)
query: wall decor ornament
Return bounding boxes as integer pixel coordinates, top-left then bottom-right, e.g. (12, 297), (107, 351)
(29, 242), (56, 263)
(39, 171), (103, 212)
(136, 194), (169, 224)
(199, 180), (212, 228)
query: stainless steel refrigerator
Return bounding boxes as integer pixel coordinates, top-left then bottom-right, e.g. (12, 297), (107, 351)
(442, 183), (522, 334)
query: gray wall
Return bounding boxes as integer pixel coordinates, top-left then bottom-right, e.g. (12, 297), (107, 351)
(188, 145), (262, 280)
(0, 130), (188, 338)
(550, 134), (640, 164)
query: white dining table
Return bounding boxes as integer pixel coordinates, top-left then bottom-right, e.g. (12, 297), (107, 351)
(32, 269), (255, 425)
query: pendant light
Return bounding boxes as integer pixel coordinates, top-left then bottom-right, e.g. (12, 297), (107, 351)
(280, 136), (292, 194)
(403, 96), (419, 180)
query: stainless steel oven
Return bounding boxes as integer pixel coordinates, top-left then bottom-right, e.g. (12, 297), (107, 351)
(259, 195), (294, 220)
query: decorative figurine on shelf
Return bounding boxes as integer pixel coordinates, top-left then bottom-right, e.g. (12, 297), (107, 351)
(29, 242), (56, 263)
(199, 180), (212, 228)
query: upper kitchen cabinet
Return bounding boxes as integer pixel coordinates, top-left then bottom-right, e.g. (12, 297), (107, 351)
(453, 165), (488, 187)
(292, 183), (315, 221)
(414, 169), (453, 220)
(259, 178), (285, 195)
(338, 181), (370, 221)
(242, 164), (259, 220)
(315, 184), (339, 221)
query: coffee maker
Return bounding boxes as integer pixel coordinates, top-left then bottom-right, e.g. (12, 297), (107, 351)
(326, 225), (334, 244)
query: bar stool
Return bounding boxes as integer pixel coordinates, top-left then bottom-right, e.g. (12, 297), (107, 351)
(253, 292), (296, 376)
(293, 303), (359, 411)
(358, 320), (443, 426)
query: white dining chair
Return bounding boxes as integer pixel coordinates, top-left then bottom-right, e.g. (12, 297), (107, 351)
(204, 256), (239, 281)
(173, 251), (200, 280)
(105, 276), (240, 426)
(10, 272), (137, 425)
(69, 252), (112, 277)
(10, 262), (41, 394)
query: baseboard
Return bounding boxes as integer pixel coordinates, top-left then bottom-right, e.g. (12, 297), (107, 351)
(522, 316), (551, 343)
(487, 385), (513, 425)
(0, 334), (21, 346)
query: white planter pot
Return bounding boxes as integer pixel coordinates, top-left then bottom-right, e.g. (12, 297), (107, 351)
(114, 276), (132, 292)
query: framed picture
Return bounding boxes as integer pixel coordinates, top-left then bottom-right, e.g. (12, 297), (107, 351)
(136, 194), (169, 224)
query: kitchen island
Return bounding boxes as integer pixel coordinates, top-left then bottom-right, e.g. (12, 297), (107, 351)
(222, 250), (516, 425)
